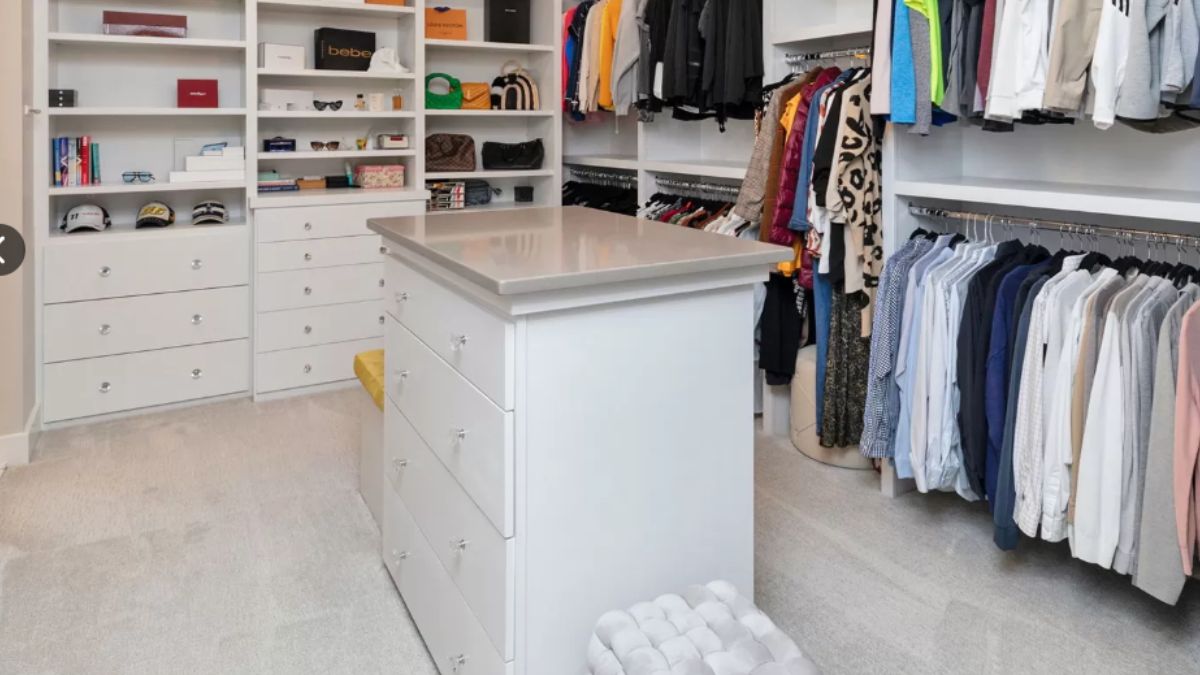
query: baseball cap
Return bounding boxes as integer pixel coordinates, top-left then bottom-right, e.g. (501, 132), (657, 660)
(135, 201), (176, 228)
(192, 201), (229, 225)
(60, 204), (112, 233)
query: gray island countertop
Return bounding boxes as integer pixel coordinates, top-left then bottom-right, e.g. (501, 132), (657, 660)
(368, 206), (790, 295)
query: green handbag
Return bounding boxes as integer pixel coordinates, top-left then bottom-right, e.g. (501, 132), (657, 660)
(425, 73), (463, 110)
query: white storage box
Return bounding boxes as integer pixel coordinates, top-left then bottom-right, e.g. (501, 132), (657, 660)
(260, 88), (315, 112)
(258, 43), (305, 70)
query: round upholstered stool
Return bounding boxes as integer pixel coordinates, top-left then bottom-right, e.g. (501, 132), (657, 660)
(790, 345), (873, 470)
(587, 581), (821, 675)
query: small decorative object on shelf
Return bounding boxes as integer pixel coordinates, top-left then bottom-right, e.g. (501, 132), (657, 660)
(191, 200), (229, 225)
(377, 133), (409, 149)
(315, 28), (376, 71)
(296, 177), (326, 190)
(60, 204), (111, 234)
(354, 94), (366, 110)
(135, 201), (176, 229)
(52, 136), (99, 187)
(311, 140), (342, 151)
(368, 48), (409, 74)
(325, 174), (351, 189)
(258, 172), (299, 193)
(102, 11), (187, 38)
(259, 43), (305, 71)
(515, 185), (534, 203)
(48, 89), (76, 108)
(264, 137), (298, 152)
(313, 99), (344, 111)
(261, 88), (313, 112)
(486, 0), (530, 44)
(177, 79), (218, 108)
(355, 137), (368, 150)
(427, 181), (466, 210)
(425, 6), (467, 40)
(367, 93), (386, 111)
(392, 90), (404, 110)
(121, 171), (156, 184)
(355, 165), (405, 189)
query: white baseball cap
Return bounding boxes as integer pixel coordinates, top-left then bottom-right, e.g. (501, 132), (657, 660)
(60, 204), (112, 233)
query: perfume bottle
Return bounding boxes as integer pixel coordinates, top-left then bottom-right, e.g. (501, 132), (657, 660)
(392, 90), (403, 110)
(354, 94), (365, 111)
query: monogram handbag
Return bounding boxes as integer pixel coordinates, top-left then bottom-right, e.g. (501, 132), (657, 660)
(426, 133), (477, 172)
(481, 139), (544, 170)
(461, 82), (492, 110)
(425, 73), (463, 110)
(490, 61), (541, 110)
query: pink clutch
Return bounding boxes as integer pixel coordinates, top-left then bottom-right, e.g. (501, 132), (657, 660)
(354, 165), (405, 189)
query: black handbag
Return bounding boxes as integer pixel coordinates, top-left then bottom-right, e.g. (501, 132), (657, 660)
(464, 179), (501, 206)
(481, 139), (544, 170)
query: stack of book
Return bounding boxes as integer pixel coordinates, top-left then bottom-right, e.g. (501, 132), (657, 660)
(258, 172), (298, 193)
(170, 146), (246, 184)
(52, 136), (100, 187)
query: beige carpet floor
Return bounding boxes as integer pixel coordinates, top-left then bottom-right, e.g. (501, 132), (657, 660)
(0, 390), (1197, 674)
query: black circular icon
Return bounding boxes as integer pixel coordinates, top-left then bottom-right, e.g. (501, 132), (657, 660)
(0, 224), (26, 277)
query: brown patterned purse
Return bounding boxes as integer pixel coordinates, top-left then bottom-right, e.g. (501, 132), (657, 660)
(425, 133), (476, 172)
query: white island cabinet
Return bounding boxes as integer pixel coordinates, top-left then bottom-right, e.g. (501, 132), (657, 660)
(368, 206), (789, 674)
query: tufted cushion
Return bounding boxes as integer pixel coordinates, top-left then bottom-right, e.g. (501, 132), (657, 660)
(587, 581), (821, 675)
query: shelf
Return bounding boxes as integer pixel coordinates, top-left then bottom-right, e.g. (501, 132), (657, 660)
(48, 107), (248, 117)
(892, 176), (1200, 223)
(256, 0), (416, 17)
(257, 110), (416, 119)
(425, 109), (556, 118)
(424, 39), (555, 53)
(641, 160), (746, 181)
(771, 21), (873, 45)
(257, 67), (416, 80)
(424, 169), (555, 180)
(251, 187), (427, 208)
(259, 149), (415, 160)
(427, 202), (540, 215)
(48, 222), (248, 245)
(49, 181), (247, 197)
(565, 154), (640, 171)
(49, 33), (248, 51)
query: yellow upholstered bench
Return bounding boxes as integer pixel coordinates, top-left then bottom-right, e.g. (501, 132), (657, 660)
(355, 349), (385, 526)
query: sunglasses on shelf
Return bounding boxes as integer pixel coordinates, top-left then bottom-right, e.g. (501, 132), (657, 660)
(121, 171), (156, 184)
(310, 141), (341, 151)
(312, 100), (344, 111)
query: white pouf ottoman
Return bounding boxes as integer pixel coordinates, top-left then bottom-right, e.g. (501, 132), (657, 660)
(587, 581), (821, 675)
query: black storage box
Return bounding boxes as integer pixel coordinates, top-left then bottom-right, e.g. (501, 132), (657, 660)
(515, 185), (534, 203)
(314, 27), (376, 71)
(486, 0), (530, 44)
(49, 89), (77, 107)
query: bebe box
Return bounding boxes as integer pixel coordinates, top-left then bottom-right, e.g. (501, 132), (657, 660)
(177, 79), (218, 108)
(259, 43), (306, 70)
(354, 165), (405, 189)
(315, 28), (375, 71)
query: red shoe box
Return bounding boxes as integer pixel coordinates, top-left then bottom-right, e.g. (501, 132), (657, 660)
(177, 80), (219, 108)
(103, 11), (187, 38)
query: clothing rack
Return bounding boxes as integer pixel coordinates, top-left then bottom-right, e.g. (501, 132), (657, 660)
(654, 175), (741, 198)
(784, 46), (872, 65)
(567, 165), (638, 188)
(908, 203), (1200, 250)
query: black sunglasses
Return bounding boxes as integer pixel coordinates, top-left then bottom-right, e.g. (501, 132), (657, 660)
(313, 100), (344, 111)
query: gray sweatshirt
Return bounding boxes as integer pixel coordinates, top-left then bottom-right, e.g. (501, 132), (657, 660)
(1117, 0), (1167, 119)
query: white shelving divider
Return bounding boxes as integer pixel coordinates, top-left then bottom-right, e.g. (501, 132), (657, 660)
(257, 67), (417, 80)
(257, 0), (418, 17)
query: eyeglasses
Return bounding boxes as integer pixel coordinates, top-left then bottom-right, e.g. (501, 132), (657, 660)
(310, 141), (341, 151)
(122, 171), (156, 184)
(312, 100), (344, 111)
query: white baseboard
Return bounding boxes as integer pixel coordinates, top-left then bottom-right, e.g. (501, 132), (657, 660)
(0, 404), (38, 468)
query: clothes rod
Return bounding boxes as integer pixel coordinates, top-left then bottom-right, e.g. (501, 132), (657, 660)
(567, 166), (638, 185)
(908, 203), (1200, 248)
(785, 47), (872, 63)
(654, 176), (741, 196)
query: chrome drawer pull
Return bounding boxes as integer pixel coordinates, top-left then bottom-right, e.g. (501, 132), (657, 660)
(191, 259), (203, 270)
(449, 654), (468, 672)
(378, 278), (385, 288)
(450, 538), (469, 553)
(303, 364), (312, 374)
(303, 325), (313, 335)
(303, 286), (313, 296)
(98, 266), (111, 278)
(191, 368), (203, 380)
(191, 314), (204, 326)
(453, 428), (468, 441)
(450, 333), (469, 350)
(395, 291), (409, 303)
(391, 549), (409, 565)
(98, 324), (111, 336)
(378, 315), (385, 325)
(392, 459), (409, 473)
(304, 222), (313, 231)
(379, 245), (390, 255)
(395, 369), (409, 380)
(98, 381), (112, 394)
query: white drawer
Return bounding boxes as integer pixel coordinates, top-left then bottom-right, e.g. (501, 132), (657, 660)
(43, 339), (249, 422)
(44, 287), (250, 363)
(256, 301), (384, 353)
(256, 263), (383, 311)
(386, 320), (513, 537)
(382, 488), (510, 675)
(386, 402), (513, 658)
(385, 256), (514, 410)
(255, 337), (380, 394)
(256, 235), (383, 273)
(255, 202), (422, 243)
(44, 228), (250, 303)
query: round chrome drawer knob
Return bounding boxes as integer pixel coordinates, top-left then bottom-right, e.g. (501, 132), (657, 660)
(303, 286), (313, 296)
(378, 278), (385, 288)
(450, 538), (469, 553)
(379, 315), (385, 325)
(98, 382), (112, 394)
(303, 364), (312, 374)
(98, 266), (112, 278)
(395, 291), (409, 303)
(393, 459), (409, 472)
(303, 253), (312, 261)
(379, 246), (390, 255)
(303, 325), (313, 334)
(395, 369), (409, 380)
(454, 428), (468, 441)
(192, 314), (204, 325)
(98, 324), (111, 336)
(449, 655), (468, 672)
(392, 550), (409, 565)
(451, 334), (469, 350)
(303, 222), (313, 231)
(191, 259), (203, 270)
(191, 369), (203, 380)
